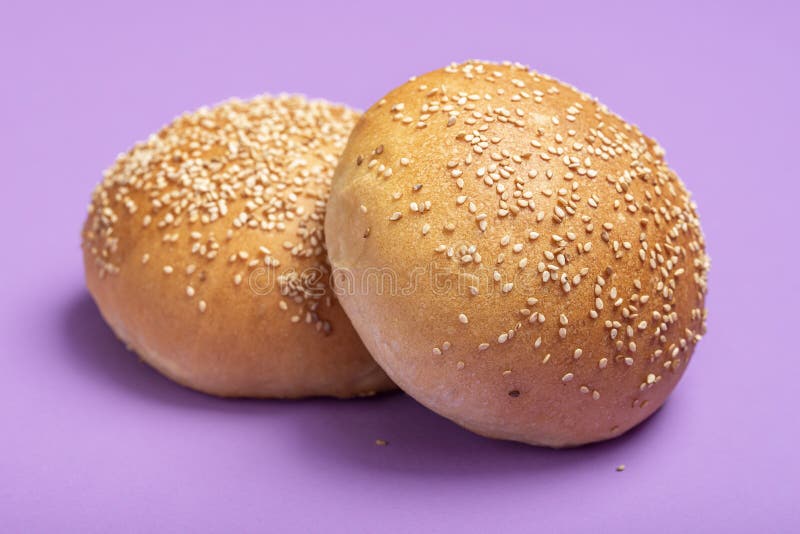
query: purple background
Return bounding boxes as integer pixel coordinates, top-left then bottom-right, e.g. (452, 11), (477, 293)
(2, 1), (797, 532)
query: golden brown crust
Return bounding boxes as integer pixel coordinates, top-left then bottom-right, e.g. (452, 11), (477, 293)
(326, 61), (709, 445)
(82, 95), (395, 398)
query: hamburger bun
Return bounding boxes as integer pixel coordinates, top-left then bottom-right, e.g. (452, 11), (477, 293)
(83, 95), (395, 398)
(325, 61), (709, 446)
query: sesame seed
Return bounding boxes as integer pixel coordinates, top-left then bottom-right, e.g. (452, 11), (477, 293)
(562, 373), (574, 383)
(459, 313), (469, 324)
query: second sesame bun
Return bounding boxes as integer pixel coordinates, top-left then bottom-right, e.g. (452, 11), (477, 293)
(325, 61), (709, 446)
(82, 95), (395, 398)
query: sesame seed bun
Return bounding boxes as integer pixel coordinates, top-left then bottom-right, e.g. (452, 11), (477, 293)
(82, 95), (395, 398)
(325, 61), (709, 446)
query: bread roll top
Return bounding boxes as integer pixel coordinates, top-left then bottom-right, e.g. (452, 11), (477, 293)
(326, 61), (709, 446)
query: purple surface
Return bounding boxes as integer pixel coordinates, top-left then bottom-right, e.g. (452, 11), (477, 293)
(1, 1), (797, 532)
